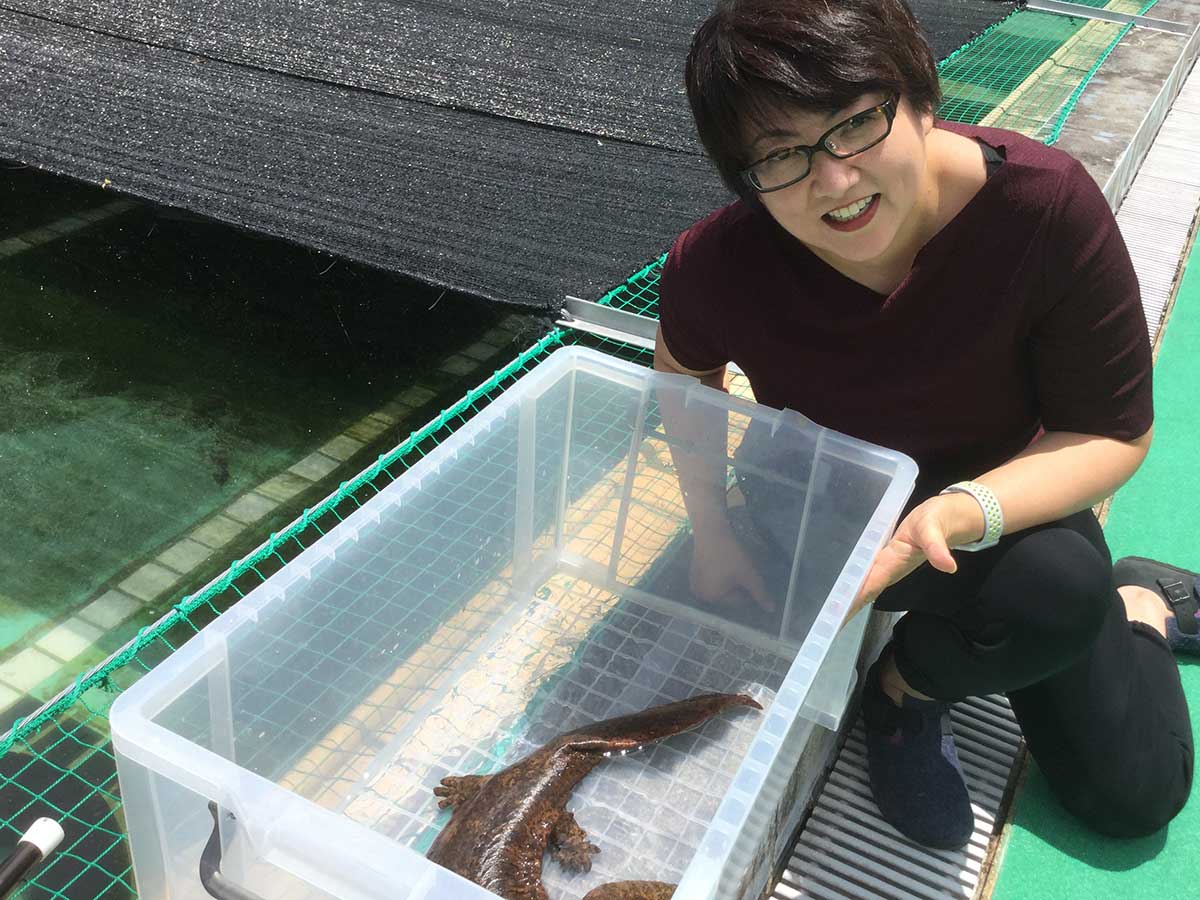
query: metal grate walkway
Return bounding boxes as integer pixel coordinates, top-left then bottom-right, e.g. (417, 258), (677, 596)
(773, 695), (1023, 900)
(1116, 71), (1200, 346)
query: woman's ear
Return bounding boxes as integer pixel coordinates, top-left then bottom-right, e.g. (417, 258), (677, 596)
(902, 95), (935, 136)
(920, 107), (935, 136)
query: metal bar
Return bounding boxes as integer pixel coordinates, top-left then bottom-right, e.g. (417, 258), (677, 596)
(557, 295), (659, 351)
(1027, 0), (1191, 35)
(558, 295), (748, 375)
(1104, 23), (1200, 209)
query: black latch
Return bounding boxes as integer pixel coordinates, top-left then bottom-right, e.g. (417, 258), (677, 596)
(1158, 578), (1191, 605)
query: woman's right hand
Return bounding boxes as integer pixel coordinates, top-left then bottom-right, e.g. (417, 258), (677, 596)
(689, 524), (775, 612)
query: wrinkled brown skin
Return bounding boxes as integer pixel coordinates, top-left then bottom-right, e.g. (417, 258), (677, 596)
(581, 881), (677, 900)
(427, 692), (762, 900)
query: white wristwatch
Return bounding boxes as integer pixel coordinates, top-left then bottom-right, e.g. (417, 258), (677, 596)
(939, 481), (1003, 551)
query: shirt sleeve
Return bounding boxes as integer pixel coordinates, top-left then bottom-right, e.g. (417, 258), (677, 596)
(1032, 159), (1153, 441)
(657, 224), (731, 372)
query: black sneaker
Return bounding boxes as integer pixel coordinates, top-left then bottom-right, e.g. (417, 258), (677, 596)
(861, 650), (974, 849)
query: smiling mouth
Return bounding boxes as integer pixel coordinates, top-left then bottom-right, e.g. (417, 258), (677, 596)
(822, 194), (881, 232)
(824, 194), (877, 223)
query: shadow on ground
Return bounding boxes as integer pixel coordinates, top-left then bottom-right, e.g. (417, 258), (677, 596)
(1010, 767), (1169, 871)
(1007, 657), (1199, 875)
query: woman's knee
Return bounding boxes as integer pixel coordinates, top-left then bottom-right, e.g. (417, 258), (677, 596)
(1044, 715), (1194, 839)
(985, 526), (1111, 647)
(1066, 753), (1193, 838)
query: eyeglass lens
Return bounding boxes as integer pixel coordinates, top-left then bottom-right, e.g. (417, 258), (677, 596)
(750, 104), (892, 192)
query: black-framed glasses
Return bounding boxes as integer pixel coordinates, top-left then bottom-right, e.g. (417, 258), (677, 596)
(741, 96), (899, 193)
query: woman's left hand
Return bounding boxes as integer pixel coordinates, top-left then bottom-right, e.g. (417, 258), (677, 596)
(845, 492), (984, 622)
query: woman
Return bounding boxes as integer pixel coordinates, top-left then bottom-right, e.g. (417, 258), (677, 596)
(656, 0), (1194, 849)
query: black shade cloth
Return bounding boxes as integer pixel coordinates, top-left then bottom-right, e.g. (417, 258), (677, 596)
(0, 1), (1016, 307)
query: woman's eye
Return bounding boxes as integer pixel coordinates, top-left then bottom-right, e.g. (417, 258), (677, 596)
(765, 147), (793, 163)
(845, 110), (878, 130)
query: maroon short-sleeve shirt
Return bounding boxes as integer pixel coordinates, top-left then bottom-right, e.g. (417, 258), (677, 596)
(659, 122), (1153, 501)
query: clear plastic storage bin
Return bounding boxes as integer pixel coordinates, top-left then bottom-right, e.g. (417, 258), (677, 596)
(112, 346), (916, 900)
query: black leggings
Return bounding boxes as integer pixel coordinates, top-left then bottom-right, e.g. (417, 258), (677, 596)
(874, 509), (1194, 837)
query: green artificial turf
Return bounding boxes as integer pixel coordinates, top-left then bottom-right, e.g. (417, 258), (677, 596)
(993, 237), (1200, 899)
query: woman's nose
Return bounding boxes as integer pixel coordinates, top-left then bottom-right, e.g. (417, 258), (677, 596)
(807, 151), (861, 199)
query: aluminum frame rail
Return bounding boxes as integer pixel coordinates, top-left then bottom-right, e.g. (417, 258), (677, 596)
(1028, 0), (1191, 34)
(1104, 22), (1200, 211)
(1115, 63), (1200, 346)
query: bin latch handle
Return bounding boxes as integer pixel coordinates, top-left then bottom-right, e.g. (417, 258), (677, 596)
(200, 801), (271, 900)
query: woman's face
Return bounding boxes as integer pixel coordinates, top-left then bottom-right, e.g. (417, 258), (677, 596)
(747, 93), (934, 266)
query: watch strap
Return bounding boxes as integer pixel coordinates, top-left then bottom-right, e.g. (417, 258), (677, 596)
(939, 481), (1003, 552)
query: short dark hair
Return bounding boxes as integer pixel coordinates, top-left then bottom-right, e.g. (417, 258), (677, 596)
(685, 0), (942, 199)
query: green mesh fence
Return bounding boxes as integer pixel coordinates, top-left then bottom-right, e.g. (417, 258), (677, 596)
(0, 4), (1160, 897)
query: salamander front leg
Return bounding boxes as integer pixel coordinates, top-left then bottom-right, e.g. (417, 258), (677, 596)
(549, 810), (600, 872)
(433, 774), (492, 809)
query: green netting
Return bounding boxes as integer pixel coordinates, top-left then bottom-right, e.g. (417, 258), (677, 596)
(937, 2), (1160, 143)
(0, 4), (1158, 898)
(0, 305), (661, 900)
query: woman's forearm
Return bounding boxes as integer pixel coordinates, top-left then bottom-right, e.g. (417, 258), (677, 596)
(653, 331), (736, 541)
(943, 428), (1153, 545)
(654, 374), (736, 541)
